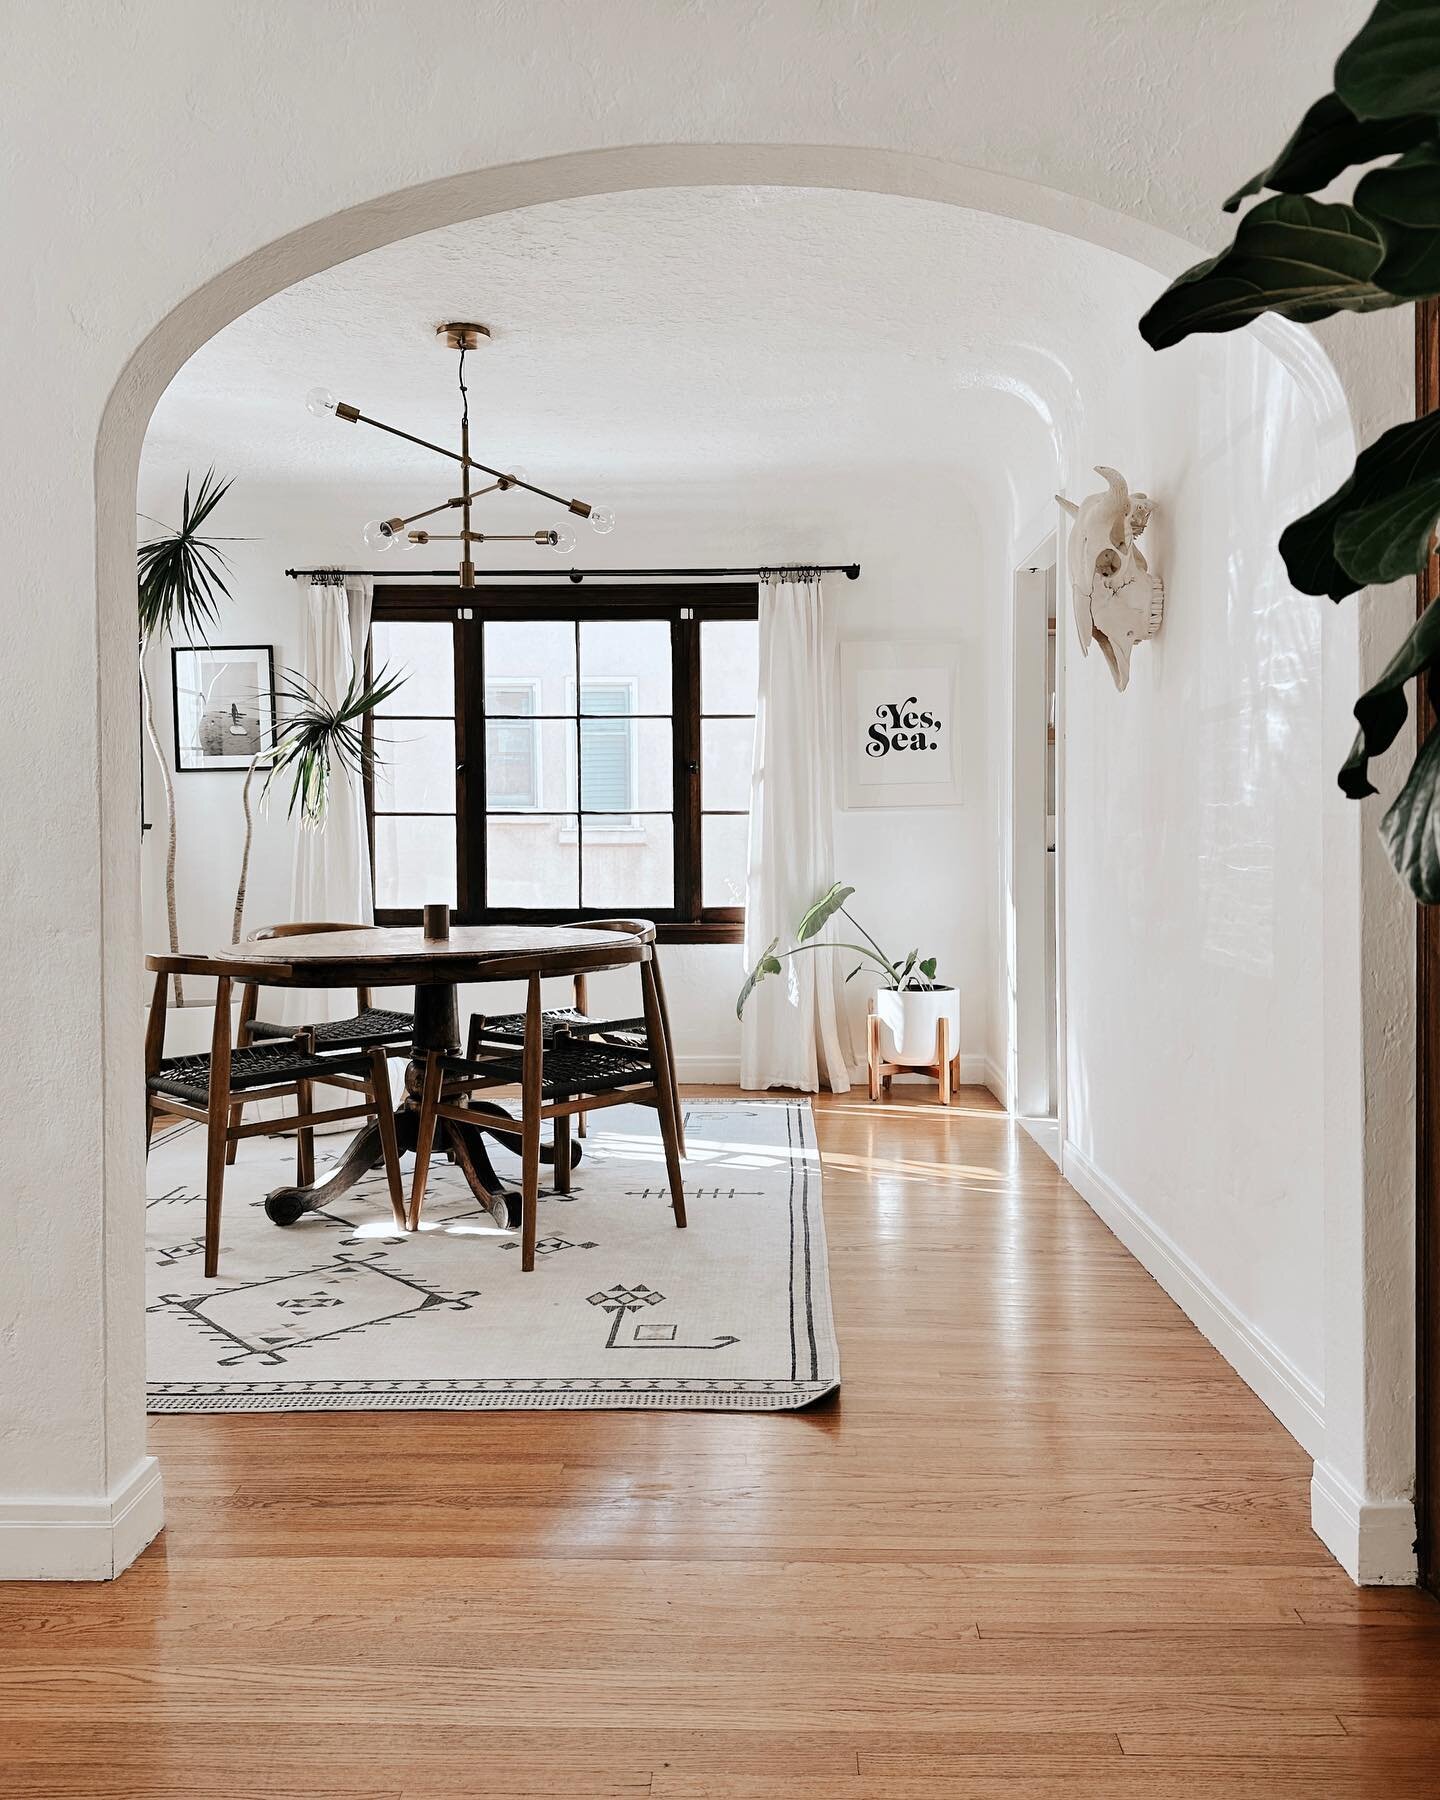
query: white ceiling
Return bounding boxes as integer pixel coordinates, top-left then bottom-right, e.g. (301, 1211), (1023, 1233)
(140, 187), (1159, 500)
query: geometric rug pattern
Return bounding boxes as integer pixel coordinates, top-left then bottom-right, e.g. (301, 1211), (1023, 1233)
(146, 1098), (838, 1412)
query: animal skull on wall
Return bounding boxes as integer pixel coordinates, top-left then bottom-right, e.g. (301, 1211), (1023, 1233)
(1055, 466), (1164, 692)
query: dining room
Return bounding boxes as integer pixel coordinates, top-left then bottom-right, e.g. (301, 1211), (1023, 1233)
(133, 184), (1014, 1418)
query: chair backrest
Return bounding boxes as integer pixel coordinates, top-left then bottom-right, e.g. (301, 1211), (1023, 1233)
(248, 921), (370, 941)
(564, 919), (656, 1013)
(579, 917), (657, 944)
(239, 921), (379, 1027)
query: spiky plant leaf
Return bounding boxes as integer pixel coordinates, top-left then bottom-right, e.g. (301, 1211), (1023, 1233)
(261, 662), (407, 828)
(137, 468), (237, 643)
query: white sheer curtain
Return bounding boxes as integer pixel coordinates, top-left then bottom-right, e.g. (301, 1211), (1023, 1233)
(740, 572), (854, 1092)
(288, 574), (374, 929)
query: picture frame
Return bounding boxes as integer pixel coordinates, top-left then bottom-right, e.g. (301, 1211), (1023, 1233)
(171, 644), (277, 772)
(838, 637), (962, 810)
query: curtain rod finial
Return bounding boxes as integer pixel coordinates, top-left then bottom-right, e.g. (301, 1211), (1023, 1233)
(845, 564), (860, 580)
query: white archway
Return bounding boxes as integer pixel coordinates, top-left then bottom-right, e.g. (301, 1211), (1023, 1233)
(70, 143), (1396, 1582)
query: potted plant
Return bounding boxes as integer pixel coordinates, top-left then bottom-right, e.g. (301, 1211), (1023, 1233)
(137, 469), (237, 1003)
(1136, 3), (1440, 900)
(231, 663), (406, 941)
(737, 881), (957, 1065)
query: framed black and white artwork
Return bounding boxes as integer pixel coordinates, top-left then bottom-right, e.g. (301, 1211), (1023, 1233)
(839, 638), (962, 809)
(171, 644), (277, 772)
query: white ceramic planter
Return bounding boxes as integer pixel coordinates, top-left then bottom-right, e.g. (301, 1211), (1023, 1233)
(874, 985), (960, 1066)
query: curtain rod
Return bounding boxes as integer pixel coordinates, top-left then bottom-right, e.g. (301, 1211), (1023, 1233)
(284, 563), (860, 583)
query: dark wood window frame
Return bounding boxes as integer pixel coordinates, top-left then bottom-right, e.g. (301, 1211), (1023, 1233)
(364, 583), (758, 945)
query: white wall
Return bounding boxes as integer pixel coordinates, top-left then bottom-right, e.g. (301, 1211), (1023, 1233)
(1058, 325), (1349, 1419)
(137, 463), (999, 1080)
(2, 0), (1409, 1583)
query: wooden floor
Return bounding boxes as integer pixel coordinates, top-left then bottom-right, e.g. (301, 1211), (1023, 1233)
(4, 1087), (1440, 1797)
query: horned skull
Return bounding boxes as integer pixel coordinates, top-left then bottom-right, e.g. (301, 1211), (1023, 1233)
(1055, 466), (1164, 692)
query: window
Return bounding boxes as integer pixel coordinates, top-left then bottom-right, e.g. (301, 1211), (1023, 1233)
(366, 586), (758, 942)
(485, 682), (538, 810)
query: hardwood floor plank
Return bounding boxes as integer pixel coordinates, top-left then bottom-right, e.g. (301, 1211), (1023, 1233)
(3, 1085), (1439, 1796)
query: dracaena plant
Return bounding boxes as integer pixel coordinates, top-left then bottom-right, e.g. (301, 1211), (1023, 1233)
(736, 882), (940, 1018)
(1138, 0), (1440, 902)
(231, 663), (407, 941)
(137, 469), (238, 1002)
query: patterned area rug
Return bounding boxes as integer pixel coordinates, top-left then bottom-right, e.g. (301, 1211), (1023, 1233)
(146, 1098), (837, 1413)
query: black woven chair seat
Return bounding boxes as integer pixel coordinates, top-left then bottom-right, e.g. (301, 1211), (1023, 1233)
(443, 1037), (655, 1101)
(478, 1008), (646, 1047)
(147, 1043), (379, 1109)
(248, 1007), (413, 1050)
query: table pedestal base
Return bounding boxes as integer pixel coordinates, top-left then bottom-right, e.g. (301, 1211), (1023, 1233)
(262, 979), (578, 1233)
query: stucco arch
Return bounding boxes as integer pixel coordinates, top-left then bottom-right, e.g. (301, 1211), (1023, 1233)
(83, 141), (1386, 1581)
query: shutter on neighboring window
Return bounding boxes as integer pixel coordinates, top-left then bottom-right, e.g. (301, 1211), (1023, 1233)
(580, 682), (633, 812)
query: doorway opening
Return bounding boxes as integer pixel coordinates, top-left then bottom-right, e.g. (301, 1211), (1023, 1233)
(1011, 536), (1061, 1164)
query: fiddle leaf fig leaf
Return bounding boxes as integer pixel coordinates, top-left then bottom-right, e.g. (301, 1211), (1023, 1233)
(797, 882), (855, 941)
(1338, 593), (1440, 799)
(1336, 0), (1440, 122)
(736, 937), (783, 1018)
(1139, 197), (1400, 351)
(1224, 92), (1434, 213)
(1279, 411), (1440, 598)
(1355, 142), (1440, 296)
(1334, 479), (1440, 587)
(1380, 724), (1440, 901)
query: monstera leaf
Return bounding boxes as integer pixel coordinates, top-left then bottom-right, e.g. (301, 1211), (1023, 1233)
(1139, 197), (1401, 351)
(1336, 0), (1440, 122)
(1279, 411), (1440, 599)
(1224, 92), (1434, 213)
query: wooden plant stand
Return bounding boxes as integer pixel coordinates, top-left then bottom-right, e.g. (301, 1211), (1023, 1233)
(867, 1002), (960, 1106)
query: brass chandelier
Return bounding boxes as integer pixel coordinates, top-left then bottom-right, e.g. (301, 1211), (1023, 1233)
(305, 321), (614, 588)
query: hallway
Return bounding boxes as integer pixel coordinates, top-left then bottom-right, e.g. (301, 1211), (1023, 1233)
(3, 1089), (1439, 1795)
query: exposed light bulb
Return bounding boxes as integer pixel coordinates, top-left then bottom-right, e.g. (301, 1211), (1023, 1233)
(589, 506), (616, 535)
(549, 526), (577, 556)
(363, 518), (402, 552)
(306, 386), (338, 419)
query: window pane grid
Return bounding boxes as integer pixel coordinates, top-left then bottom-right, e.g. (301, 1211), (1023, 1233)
(369, 595), (757, 932)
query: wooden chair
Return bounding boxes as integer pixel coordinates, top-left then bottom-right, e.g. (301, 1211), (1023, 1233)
(145, 971), (405, 1278)
(226, 921), (414, 1167)
(466, 919), (685, 1154)
(408, 947), (686, 1271)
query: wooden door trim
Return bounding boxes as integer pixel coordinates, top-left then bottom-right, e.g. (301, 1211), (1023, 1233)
(1416, 296), (1439, 1591)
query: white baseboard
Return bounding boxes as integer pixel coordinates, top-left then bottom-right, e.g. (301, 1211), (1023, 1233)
(1061, 1140), (1325, 1460)
(1310, 1461), (1417, 1586)
(0, 1456), (164, 1581)
(675, 1055), (741, 1084)
(680, 1054), (991, 1091)
(983, 1056), (1008, 1106)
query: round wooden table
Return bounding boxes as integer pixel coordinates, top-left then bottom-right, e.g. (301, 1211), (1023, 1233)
(146, 925), (647, 1230)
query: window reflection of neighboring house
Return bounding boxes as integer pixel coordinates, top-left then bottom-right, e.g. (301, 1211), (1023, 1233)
(485, 676), (642, 833)
(485, 680), (541, 810)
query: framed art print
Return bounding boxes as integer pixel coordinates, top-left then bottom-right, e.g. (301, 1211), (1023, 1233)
(839, 638), (962, 809)
(171, 644), (276, 772)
